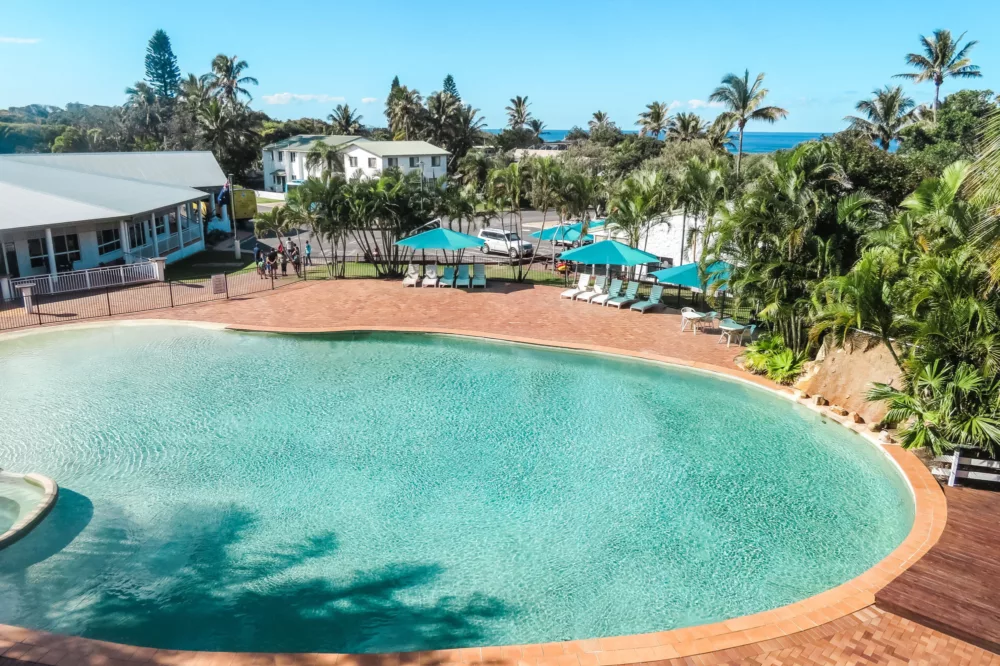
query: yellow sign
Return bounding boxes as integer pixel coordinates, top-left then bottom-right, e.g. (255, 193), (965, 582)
(231, 188), (258, 221)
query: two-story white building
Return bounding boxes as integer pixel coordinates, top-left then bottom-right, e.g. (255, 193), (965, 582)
(261, 135), (450, 192)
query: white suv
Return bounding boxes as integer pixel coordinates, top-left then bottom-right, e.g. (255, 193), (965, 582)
(478, 229), (534, 258)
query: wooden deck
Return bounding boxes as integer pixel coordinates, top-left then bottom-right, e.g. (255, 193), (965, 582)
(876, 484), (1000, 654)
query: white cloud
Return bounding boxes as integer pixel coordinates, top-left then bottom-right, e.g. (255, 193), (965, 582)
(361, 97), (378, 104)
(668, 100), (683, 110)
(688, 99), (724, 109)
(0, 37), (40, 44)
(261, 92), (345, 105)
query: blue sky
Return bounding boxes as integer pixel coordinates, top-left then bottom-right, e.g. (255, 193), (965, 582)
(2, 0), (998, 132)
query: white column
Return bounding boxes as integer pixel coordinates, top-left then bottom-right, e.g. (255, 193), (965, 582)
(44, 227), (57, 278)
(150, 213), (160, 256)
(119, 220), (131, 263)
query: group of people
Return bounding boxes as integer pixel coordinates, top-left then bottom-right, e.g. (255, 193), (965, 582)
(254, 240), (313, 279)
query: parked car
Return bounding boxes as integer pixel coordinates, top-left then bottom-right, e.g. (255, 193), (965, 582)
(478, 229), (534, 257)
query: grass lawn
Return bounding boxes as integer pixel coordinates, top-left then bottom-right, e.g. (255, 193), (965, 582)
(165, 251), (256, 282)
(256, 198), (284, 205)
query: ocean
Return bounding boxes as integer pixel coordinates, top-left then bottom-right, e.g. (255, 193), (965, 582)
(485, 130), (830, 154)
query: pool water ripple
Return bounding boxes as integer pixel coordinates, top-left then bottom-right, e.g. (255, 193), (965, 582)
(0, 326), (914, 653)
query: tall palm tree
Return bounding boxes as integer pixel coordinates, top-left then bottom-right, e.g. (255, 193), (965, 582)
(124, 81), (161, 136)
(327, 104), (364, 135)
(527, 157), (562, 256)
(528, 118), (546, 141)
(607, 169), (672, 251)
(589, 111), (611, 130)
(666, 112), (707, 142)
(306, 141), (346, 176)
(448, 104), (487, 164)
(423, 91), (461, 148)
(705, 116), (736, 153)
(178, 73), (212, 115)
(845, 86), (917, 150)
(636, 101), (670, 138)
(709, 70), (788, 178)
(895, 29), (981, 123)
(505, 96), (531, 129)
(205, 54), (258, 104)
(388, 86), (424, 140)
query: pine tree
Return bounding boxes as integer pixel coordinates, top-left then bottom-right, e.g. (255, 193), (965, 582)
(443, 74), (460, 100)
(145, 29), (181, 99)
(386, 75), (403, 124)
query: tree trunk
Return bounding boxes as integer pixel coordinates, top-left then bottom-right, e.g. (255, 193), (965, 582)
(933, 82), (940, 124)
(736, 128), (745, 180)
(679, 207), (688, 264)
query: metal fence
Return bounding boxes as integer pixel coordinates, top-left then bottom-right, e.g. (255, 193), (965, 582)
(0, 256), (753, 333)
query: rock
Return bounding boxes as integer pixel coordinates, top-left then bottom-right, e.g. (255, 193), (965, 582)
(830, 405), (849, 416)
(878, 430), (895, 444)
(848, 412), (865, 424)
(794, 389), (811, 400)
(814, 395), (829, 406)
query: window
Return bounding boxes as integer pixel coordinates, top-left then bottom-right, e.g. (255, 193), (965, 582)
(348, 156), (358, 168)
(431, 156), (441, 167)
(409, 157), (419, 168)
(278, 151), (284, 162)
(155, 215), (166, 236)
(268, 150), (274, 161)
(368, 158), (377, 168)
(387, 157), (398, 168)
(28, 233), (81, 271)
(290, 152), (296, 163)
(128, 222), (147, 249)
(97, 228), (121, 255)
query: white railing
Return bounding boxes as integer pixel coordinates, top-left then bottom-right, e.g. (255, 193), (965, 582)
(11, 261), (158, 296)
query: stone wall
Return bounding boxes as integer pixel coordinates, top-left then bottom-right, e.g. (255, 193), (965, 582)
(795, 333), (902, 425)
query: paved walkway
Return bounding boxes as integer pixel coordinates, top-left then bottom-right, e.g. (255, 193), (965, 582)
(2, 279), (997, 665)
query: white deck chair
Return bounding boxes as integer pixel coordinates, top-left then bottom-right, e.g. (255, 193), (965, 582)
(421, 264), (440, 288)
(402, 263), (421, 287)
(576, 275), (607, 302)
(560, 273), (591, 299)
(592, 279), (623, 306)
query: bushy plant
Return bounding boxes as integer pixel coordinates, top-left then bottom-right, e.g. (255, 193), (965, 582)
(742, 334), (806, 384)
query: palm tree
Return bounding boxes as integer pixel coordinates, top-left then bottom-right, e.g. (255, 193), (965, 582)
(589, 111), (611, 130)
(388, 86), (424, 140)
(205, 54), (258, 104)
(709, 70), (788, 178)
(895, 29), (982, 123)
(607, 169), (671, 250)
(423, 91), (460, 148)
(528, 118), (546, 141)
(527, 157), (562, 257)
(178, 73), (212, 115)
(705, 115), (736, 153)
(636, 101), (670, 138)
(505, 96), (531, 129)
(254, 205), (296, 252)
(845, 86), (917, 150)
(306, 141), (345, 176)
(667, 112), (707, 142)
(448, 104), (487, 164)
(328, 104), (364, 135)
(124, 81), (161, 137)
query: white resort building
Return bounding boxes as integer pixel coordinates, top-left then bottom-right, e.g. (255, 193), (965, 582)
(262, 135), (449, 192)
(0, 151), (229, 299)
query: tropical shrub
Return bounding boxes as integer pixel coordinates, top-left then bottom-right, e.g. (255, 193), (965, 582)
(742, 335), (806, 384)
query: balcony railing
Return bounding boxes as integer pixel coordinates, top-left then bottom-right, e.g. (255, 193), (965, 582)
(11, 261), (158, 296)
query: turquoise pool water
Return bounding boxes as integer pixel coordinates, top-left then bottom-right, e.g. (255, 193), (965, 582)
(0, 325), (913, 653)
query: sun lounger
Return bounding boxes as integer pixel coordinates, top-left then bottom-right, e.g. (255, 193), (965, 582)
(606, 281), (640, 308)
(471, 264), (486, 288)
(422, 264), (439, 288)
(630, 285), (664, 313)
(591, 278), (622, 306)
(439, 266), (456, 287)
(561, 273), (591, 299)
(576, 275), (607, 302)
(402, 263), (421, 287)
(455, 264), (471, 288)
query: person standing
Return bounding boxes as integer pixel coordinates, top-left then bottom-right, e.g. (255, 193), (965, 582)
(305, 241), (313, 266)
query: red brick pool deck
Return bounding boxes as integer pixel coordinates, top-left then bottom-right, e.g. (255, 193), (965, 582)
(1, 280), (996, 665)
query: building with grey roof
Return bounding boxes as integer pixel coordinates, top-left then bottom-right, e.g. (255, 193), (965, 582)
(0, 151), (227, 297)
(262, 135), (449, 192)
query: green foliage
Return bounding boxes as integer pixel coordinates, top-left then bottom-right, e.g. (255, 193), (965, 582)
(898, 89), (998, 173)
(144, 29), (181, 98)
(442, 74), (460, 100)
(742, 335), (806, 384)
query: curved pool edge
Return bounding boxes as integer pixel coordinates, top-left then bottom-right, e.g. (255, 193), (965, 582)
(0, 319), (947, 665)
(0, 472), (59, 550)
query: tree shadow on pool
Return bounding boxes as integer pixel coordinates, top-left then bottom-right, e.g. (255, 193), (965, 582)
(2, 503), (512, 654)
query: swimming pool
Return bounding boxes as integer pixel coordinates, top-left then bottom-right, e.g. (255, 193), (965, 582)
(0, 325), (914, 653)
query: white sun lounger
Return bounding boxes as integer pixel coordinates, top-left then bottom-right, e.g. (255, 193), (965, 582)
(591, 279), (623, 306)
(402, 263), (421, 287)
(421, 264), (439, 288)
(576, 275), (607, 302)
(561, 273), (591, 299)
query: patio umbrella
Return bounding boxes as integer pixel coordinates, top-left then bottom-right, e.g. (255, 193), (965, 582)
(557, 239), (658, 266)
(395, 228), (484, 251)
(530, 226), (594, 244)
(566, 220), (606, 233)
(649, 261), (732, 291)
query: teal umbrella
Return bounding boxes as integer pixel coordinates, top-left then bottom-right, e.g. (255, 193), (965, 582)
(567, 219), (605, 232)
(650, 261), (732, 291)
(558, 239), (659, 266)
(530, 226), (594, 243)
(395, 227), (484, 251)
